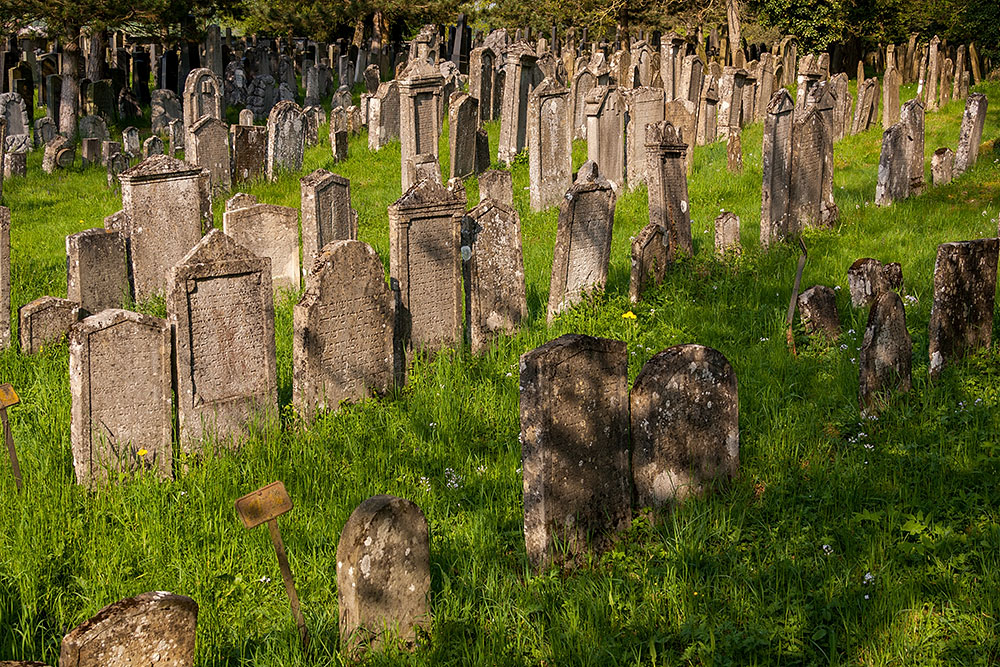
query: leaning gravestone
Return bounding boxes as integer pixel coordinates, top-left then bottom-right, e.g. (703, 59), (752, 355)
(66, 229), (130, 316)
(69, 309), (172, 487)
(928, 238), (999, 378)
(448, 93), (479, 179)
(168, 229), (278, 454)
(300, 169), (359, 270)
(631, 344), (739, 509)
(646, 121), (693, 260)
(546, 161), (616, 323)
(19, 296), (78, 354)
(520, 333), (630, 570)
(59, 591), (197, 666)
(478, 169), (513, 207)
(859, 291), (912, 412)
(954, 92), (987, 175)
(388, 179), (465, 352)
(462, 199), (527, 353)
(628, 222), (667, 302)
(0, 207), (8, 349)
(337, 495), (430, 656)
(42, 136), (71, 173)
(221, 195), (299, 289)
(266, 101), (305, 180)
(292, 241), (396, 417)
(797, 285), (840, 338)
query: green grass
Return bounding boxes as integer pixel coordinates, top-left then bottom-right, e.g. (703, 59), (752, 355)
(0, 79), (999, 666)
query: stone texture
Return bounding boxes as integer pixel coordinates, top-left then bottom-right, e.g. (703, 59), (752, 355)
(931, 146), (955, 186)
(859, 291), (912, 412)
(293, 241), (395, 417)
(187, 116), (230, 194)
(222, 198), (300, 290)
(59, 591), (197, 666)
(623, 87), (665, 186)
(874, 122), (909, 206)
(527, 78), (571, 211)
(168, 229), (278, 453)
(142, 135), (164, 157)
(337, 495), (430, 655)
(797, 285), (840, 338)
(714, 211), (741, 255)
(646, 121), (692, 261)
(631, 344), (739, 509)
(182, 68), (223, 139)
(69, 309), (172, 487)
(954, 92), (987, 175)
(398, 50), (444, 190)
(584, 86), (625, 188)
(848, 258), (903, 309)
(462, 199), (527, 353)
(497, 43), (540, 164)
(151, 89), (182, 135)
(629, 221), (667, 303)
(478, 169), (513, 207)
(448, 93), (479, 179)
(66, 229), (130, 317)
(900, 99), (925, 194)
(760, 90), (794, 246)
(368, 80), (400, 152)
(19, 296), (78, 354)
(231, 124), (267, 183)
(546, 162), (616, 322)
(928, 238), (999, 378)
(331, 129), (348, 163)
(300, 169), (359, 271)
(388, 179), (465, 353)
(265, 100), (305, 180)
(520, 333), (629, 570)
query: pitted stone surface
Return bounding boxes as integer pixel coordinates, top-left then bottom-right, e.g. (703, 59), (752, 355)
(797, 285), (840, 338)
(859, 291), (912, 412)
(19, 296), (78, 354)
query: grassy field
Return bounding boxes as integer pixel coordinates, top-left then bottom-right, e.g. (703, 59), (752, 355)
(0, 76), (998, 666)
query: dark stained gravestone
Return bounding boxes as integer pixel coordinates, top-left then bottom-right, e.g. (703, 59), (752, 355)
(760, 90), (794, 246)
(797, 285), (840, 339)
(231, 124), (267, 183)
(859, 291), (912, 413)
(300, 169), (359, 272)
(628, 221), (667, 303)
(954, 92), (987, 175)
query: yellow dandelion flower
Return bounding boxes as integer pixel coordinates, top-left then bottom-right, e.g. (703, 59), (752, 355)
(137, 448), (148, 457)
(622, 311), (637, 320)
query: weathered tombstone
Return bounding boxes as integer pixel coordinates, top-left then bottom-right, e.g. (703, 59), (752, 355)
(628, 222), (667, 303)
(33, 116), (56, 148)
(59, 591), (197, 666)
(238, 108), (255, 126)
(547, 162), (616, 322)
(623, 87), (666, 187)
(848, 257), (903, 309)
(231, 124), (267, 183)
(788, 108), (827, 232)
(570, 68), (596, 140)
(497, 42), (540, 164)
(714, 211), (741, 255)
(142, 135), (164, 157)
(404, 152), (440, 187)
(631, 344), (738, 509)
(81, 138), (101, 167)
(900, 99), (925, 194)
(478, 169), (513, 207)
(168, 229), (278, 453)
(369, 80), (400, 151)
(150, 89), (182, 135)
(829, 73), (852, 141)
(266, 101), (305, 180)
(797, 285), (840, 338)
(449, 93), (479, 179)
(69, 309), (172, 486)
(527, 79), (571, 211)
(760, 90), (794, 247)
(716, 67), (747, 140)
(66, 229), (130, 316)
(938, 57), (953, 109)
(0, 207), (8, 349)
(388, 179), (465, 352)
(222, 197), (299, 289)
(462, 199), (527, 352)
(931, 146), (955, 186)
(246, 74), (278, 120)
(584, 86), (625, 188)
(954, 92), (987, 175)
(646, 121), (693, 261)
(469, 46), (496, 124)
(293, 241), (395, 416)
(520, 333), (629, 570)
(928, 238), (999, 378)
(850, 78), (879, 134)
(726, 126), (743, 173)
(188, 116), (231, 193)
(398, 47), (444, 189)
(882, 67), (902, 127)
(874, 122), (909, 206)
(859, 291), (912, 412)
(300, 169), (358, 271)
(331, 129), (348, 162)
(122, 126), (140, 158)
(78, 114), (109, 142)
(182, 69), (223, 137)
(18, 296), (79, 354)
(337, 495), (430, 655)
(302, 105), (323, 146)
(696, 74), (719, 146)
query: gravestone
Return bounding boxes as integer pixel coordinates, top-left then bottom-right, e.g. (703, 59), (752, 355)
(850, 78), (879, 135)
(478, 169), (513, 207)
(546, 162), (616, 322)
(623, 87), (665, 187)
(497, 42), (540, 164)
(388, 179), (465, 352)
(168, 229), (278, 453)
(716, 67), (747, 139)
(797, 285), (840, 338)
(300, 169), (359, 271)
(469, 47), (496, 124)
(628, 222), (667, 303)
(449, 93), (479, 179)
(43, 136), (72, 172)
(19, 296), (79, 354)
(398, 47), (443, 189)
(188, 116), (231, 193)
(527, 79), (571, 211)
(646, 121), (693, 261)
(931, 146), (955, 186)
(81, 139), (101, 167)
(520, 333), (629, 570)
(231, 124), (267, 182)
(848, 258), (903, 308)
(59, 591), (197, 666)
(142, 135), (164, 157)
(788, 108), (829, 232)
(369, 80), (400, 151)
(265, 100), (305, 180)
(696, 74), (719, 146)
(760, 90), (794, 246)
(859, 291), (912, 412)
(69, 309), (172, 486)
(118, 155), (211, 300)
(882, 67), (902, 127)
(665, 99), (698, 176)
(78, 115), (109, 142)
(302, 106), (324, 146)
(874, 122), (909, 206)
(150, 89), (182, 135)
(631, 344), (739, 509)
(331, 129), (348, 162)
(898, 99), (925, 196)
(714, 211), (741, 255)
(462, 199), (527, 352)
(246, 74), (277, 120)
(222, 197), (299, 289)
(182, 68), (224, 149)
(584, 86), (625, 188)
(33, 117), (56, 148)
(118, 87), (142, 122)
(122, 126), (140, 158)
(66, 229), (130, 316)
(337, 495), (430, 655)
(570, 68), (597, 141)
(829, 73), (851, 141)
(238, 108), (255, 126)
(954, 92), (987, 175)
(928, 238), (999, 378)
(0, 207), (7, 349)
(168, 119), (185, 155)
(293, 241), (395, 416)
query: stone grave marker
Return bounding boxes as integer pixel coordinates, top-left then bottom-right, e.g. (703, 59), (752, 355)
(168, 119), (185, 156)
(848, 257), (903, 308)
(954, 92), (987, 175)
(188, 116), (231, 194)
(584, 86), (625, 188)
(368, 80), (400, 152)
(497, 42), (540, 164)
(142, 135), (164, 157)
(300, 169), (358, 271)
(122, 126), (140, 158)
(231, 124), (267, 183)
(222, 196), (299, 289)
(266, 100), (305, 180)
(628, 222), (667, 302)
(646, 121), (693, 261)
(331, 129), (348, 163)
(398, 48), (443, 189)
(19, 297), (78, 354)
(238, 108), (255, 126)
(527, 79), (571, 210)
(760, 90), (794, 246)
(623, 87), (665, 187)
(874, 122), (909, 206)
(931, 146), (955, 186)
(797, 285), (840, 338)
(66, 229), (130, 316)
(900, 99), (924, 194)
(859, 291), (912, 412)
(478, 169), (513, 207)
(449, 93), (479, 179)
(714, 211), (741, 255)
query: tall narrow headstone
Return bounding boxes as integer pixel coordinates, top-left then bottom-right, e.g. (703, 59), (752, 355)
(859, 292), (912, 412)
(398, 47), (444, 190)
(497, 42), (540, 164)
(646, 121), (692, 260)
(527, 78), (571, 211)
(448, 93), (479, 179)
(882, 67), (902, 127)
(874, 122), (909, 206)
(954, 92), (987, 175)
(900, 99), (925, 194)
(369, 80), (400, 152)
(623, 87), (665, 186)
(300, 169), (359, 270)
(265, 100), (305, 180)
(187, 116), (231, 193)
(760, 90), (794, 246)
(584, 86), (625, 188)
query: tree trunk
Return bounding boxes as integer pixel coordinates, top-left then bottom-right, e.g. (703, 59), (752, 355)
(727, 0), (742, 65)
(59, 31), (81, 137)
(86, 29), (107, 82)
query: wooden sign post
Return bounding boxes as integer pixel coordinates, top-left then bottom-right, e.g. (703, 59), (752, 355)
(0, 383), (22, 492)
(235, 481), (309, 649)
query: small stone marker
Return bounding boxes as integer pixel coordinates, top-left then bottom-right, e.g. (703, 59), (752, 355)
(859, 291), (912, 413)
(235, 481), (309, 649)
(797, 285), (840, 338)
(954, 92), (987, 175)
(628, 221), (667, 302)
(928, 238), (999, 378)
(0, 383), (22, 491)
(59, 591), (197, 667)
(337, 495), (430, 655)
(66, 229), (130, 316)
(847, 258), (903, 308)
(714, 211), (741, 255)
(631, 345), (739, 509)
(726, 126), (742, 173)
(478, 169), (513, 207)
(520, 334), (630, 570)
(19, 296), (79, 354)
(931, 147), (955, 186)
(331, 129), (348, 162)
(69, 309), (173, 487)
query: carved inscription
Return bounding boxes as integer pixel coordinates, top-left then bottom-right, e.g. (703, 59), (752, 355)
(564, 190), (612, 303)
(413, 93), (436, 155)
(407, 215), (459, 346)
